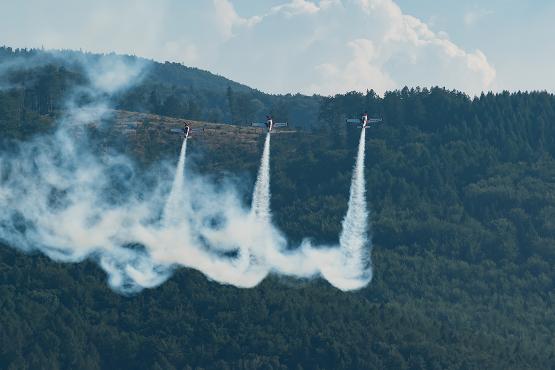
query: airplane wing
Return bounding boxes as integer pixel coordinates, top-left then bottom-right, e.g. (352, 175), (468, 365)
(252, 122), (267, 128)
(346, 118), (361, 124)
(271, 130), (296, 134)
(170, 128), (185, 134)
(273, 122), (288, 128)
(368, 118), (383, 123)
(190, 128), (205, 133)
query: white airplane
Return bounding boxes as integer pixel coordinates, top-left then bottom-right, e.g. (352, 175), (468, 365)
(169, 124), (204, 139)
(346, 112), (383, 129)
(252, 115), (288, 133)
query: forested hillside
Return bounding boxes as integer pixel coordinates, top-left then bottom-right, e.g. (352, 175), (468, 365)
(0, 46), (320, 132)
(1, 48), (555, 369)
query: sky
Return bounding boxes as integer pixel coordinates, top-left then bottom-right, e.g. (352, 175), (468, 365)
(0, 0), (553, 96)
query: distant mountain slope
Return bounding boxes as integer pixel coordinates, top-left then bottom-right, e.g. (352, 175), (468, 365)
(145, 62), (253, 94)
(0, 46), (251, 93)
(0, 46), (321, 128)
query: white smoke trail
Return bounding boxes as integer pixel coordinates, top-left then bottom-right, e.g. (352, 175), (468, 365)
(340, 128), (370, 265)
(0, 53), (373, 293)
(234, 133), (273, 273)
(251, 133), (272, 225)
(162, 138), (188, 225)
(318, 128), (372, 290)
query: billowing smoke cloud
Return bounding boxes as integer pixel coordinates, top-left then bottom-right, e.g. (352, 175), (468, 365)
(0, 55), (372, 293)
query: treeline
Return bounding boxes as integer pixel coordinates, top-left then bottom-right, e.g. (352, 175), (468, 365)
(1, 47), (555, 369)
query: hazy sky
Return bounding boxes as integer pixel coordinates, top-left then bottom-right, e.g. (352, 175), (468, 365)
(1, 0), (553, 96)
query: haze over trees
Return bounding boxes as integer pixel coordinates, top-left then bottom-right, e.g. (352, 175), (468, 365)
(1, 47), (554, 369)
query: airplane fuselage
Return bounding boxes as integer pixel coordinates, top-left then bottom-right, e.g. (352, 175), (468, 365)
(169, 124), (205, 140)
(252, 116), (287, 133)
(361, 114), (369, 128)
(266, 118), (274, 132)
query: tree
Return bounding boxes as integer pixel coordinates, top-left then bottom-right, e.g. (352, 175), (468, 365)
(148, 90), (161, 114)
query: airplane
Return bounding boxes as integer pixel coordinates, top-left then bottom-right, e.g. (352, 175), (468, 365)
(169, 124), (204, 139)
(346, 112), (383, 129)
(251, 115), (289, 133)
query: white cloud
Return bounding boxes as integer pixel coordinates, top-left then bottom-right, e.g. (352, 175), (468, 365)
(0, 0), (498, 95)
(362, 1), (496, 92)
(466, 49), (496, 88)
(213, 0), (261, 39)
(270, 0), (321, 17)
(288, 0), (496, 95)
(312, 39), (396, 95)
(464, 9), (493, 26)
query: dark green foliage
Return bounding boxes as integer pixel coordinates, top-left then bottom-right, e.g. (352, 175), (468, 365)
(1, 47), (555, 369)
(1, 247), (553, 370)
